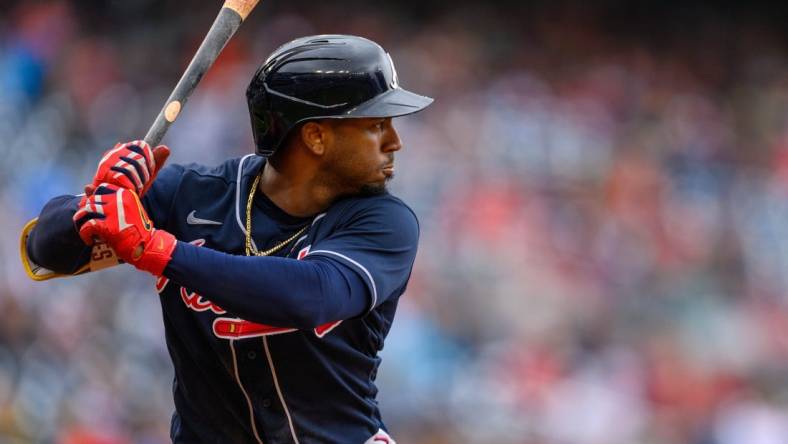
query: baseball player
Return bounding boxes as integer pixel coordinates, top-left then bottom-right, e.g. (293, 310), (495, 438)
(21, 35), (432, 443)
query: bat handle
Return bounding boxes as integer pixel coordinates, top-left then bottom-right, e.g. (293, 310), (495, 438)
(143, 3), (257, 146)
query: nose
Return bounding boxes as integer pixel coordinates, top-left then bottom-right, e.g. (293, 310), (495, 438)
(382, 119), (402, 152)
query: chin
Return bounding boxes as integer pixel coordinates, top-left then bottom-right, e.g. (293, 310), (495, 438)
(359, 182), (388, 197)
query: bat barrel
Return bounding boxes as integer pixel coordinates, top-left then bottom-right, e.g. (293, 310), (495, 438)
(144, 7), (245, 146)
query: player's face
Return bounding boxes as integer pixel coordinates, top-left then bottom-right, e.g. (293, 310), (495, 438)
(322, 117), (402, 196)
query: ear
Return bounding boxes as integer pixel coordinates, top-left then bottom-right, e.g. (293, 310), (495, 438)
(300, 121), (330, 156)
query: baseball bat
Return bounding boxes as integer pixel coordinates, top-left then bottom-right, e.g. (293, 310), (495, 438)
(144, 0), (261, 146)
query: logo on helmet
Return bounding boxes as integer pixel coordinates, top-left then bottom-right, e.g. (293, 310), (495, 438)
(386, 52), (399, 89)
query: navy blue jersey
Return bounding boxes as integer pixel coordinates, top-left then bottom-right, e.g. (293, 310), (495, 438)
(25, 155), (418, 443)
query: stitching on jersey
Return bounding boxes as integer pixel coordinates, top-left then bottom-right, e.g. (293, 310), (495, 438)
(307, 249), (379, 313)
(230, 340), (264, 444)
(263, 337), (300, 443)
(235, 154), (258, 251)
(289, 235), (309, 255)
(311, 213), (327, 226)
(288, 213), (324, 256)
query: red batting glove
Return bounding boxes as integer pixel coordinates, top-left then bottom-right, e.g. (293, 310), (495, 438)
(86, 140), (170, 197)
(74, 184), (177, 276)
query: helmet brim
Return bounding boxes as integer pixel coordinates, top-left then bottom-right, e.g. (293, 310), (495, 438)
(263, 87), (434, 156)
(343, 87), (434, 118)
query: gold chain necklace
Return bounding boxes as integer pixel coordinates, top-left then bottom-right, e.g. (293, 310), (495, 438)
(245, 172), (309, 257)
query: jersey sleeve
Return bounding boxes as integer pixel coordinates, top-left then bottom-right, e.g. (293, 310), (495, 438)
(22, 195), (92, 278)
(21, 163), (186, 281)
(304, 197), (420, 313)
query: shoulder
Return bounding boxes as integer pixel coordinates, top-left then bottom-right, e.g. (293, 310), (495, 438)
(148, 155), (263, 204)
(166, 154), (263, 185)
(326, 193), (419, 236)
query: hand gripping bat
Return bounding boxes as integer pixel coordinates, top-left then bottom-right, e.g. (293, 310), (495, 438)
(20, 0), (261, 281)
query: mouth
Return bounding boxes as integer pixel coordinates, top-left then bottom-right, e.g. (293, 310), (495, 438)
(382, 164), (395, 177)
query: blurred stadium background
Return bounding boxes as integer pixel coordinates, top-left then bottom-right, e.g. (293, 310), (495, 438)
(4, 0), (788, 443)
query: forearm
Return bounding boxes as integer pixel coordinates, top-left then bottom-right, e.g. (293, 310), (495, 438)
(26, 195), (91, 274)
(163, 242), (370, 329)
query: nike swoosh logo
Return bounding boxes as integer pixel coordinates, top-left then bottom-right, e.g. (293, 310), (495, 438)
(186, 210), (222, 226)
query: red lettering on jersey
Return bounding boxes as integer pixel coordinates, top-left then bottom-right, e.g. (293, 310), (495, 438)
(315, 320), (343, 337)
(212, 317), (343, 339)
(297, 245), (311, 260)
(180, 287), (226, 314)
(155, 275), (168, 293)
(156, 239), (205, 293)
(213, 317), (296, 339)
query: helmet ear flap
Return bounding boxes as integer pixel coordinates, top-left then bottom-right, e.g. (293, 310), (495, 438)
(276, 122), (307, 156)
(246, 99), (271, 157)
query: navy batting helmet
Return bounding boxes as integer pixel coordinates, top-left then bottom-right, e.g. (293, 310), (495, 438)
(246, 34), (434, 157)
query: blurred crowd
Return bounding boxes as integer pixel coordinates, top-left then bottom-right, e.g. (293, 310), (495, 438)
(3, 1), (788, 443)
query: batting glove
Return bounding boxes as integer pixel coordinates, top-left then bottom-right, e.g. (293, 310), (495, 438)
(74, 184), (176, 276)
(87, 140), (170, 197)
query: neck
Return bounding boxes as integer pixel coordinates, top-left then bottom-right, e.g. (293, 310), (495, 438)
(258, 159), (336, 218)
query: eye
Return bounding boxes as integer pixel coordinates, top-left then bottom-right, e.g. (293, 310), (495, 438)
(372, 120), (385, 131)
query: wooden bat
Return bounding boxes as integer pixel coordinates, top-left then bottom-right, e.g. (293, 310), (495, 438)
(145, 0), (261, 145)
(21, 0), (261, 281)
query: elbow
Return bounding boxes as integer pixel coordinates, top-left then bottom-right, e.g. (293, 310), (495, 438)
(27, 229), (89, 274)
(281, 261), (341, 329)
(286, 302), (330, 330)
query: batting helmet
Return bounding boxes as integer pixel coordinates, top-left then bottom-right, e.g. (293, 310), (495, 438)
(246, 34), (434, 157)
